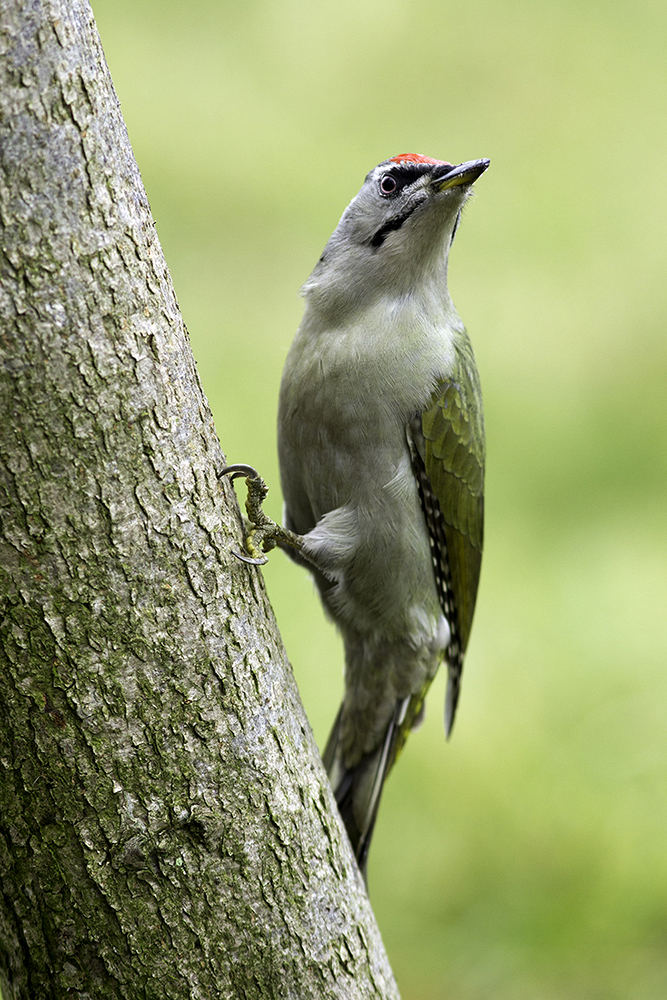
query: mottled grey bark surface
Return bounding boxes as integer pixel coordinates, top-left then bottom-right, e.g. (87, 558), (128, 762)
(0, 1), (400, 997)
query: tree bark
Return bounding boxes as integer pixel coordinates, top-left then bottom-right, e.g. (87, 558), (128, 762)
(0, 1), (399, 997)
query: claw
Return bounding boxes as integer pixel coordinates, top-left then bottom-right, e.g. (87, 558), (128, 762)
(230, 548), (269, 566)
(219, 463), (261, 482)
(221, 462), (272, 566)
(222, 461), (303, 568)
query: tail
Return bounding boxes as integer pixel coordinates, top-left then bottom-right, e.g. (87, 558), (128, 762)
(323, 695), (422, 878)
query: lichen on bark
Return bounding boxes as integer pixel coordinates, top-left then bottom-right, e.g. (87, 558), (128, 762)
(0, 1), (399, 997)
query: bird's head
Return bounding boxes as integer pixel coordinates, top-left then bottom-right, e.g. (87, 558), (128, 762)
(302, 153), (490, 316)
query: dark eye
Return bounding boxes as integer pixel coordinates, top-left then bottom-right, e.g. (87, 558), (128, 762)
(379, 174), (397, 196)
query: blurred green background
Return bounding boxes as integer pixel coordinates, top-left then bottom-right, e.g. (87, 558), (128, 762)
(92, 0), (667, 995)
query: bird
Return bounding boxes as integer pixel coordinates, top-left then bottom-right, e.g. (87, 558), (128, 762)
(223, 152), (488, 877)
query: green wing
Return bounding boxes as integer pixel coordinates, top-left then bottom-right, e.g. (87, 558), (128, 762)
(409, 332), (485, 732)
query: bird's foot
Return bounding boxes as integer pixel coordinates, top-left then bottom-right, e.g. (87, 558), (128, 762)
(220, 464), (302, 565)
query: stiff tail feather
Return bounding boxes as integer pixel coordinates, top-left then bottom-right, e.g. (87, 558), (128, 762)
(323, 695), (418, 878)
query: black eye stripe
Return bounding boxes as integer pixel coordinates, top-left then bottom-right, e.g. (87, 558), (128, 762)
(392, 164), (430, 185)
(378, 163), (432, 199)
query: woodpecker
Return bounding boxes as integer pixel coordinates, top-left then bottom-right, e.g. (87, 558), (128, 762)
(223, 153), (488, 876)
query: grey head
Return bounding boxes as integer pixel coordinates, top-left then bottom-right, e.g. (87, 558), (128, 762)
(302, 153), (490, 316)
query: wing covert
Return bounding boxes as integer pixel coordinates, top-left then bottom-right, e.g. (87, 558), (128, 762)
(409, 334), (485, 731)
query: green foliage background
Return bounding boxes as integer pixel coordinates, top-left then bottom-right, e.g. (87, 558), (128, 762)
(92, 1), (667, 996)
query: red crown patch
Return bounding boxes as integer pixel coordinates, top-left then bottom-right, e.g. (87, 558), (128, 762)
(389, 153), (452, 167)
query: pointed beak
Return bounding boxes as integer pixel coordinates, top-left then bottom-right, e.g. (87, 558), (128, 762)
(431, 158), (490, 192)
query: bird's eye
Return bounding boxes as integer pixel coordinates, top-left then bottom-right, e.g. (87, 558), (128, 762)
(379, 174), (398, 196)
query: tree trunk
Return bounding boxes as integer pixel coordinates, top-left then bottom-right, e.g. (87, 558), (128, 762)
(0, 1), (399, 997)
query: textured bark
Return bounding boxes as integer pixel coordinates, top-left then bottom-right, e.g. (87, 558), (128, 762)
(0, 1), (399, 998)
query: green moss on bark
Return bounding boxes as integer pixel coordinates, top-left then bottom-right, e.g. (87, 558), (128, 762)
(0, 1), (399, 997)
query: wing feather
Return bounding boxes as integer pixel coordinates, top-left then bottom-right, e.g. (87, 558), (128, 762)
(409, 333), (484, 733)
